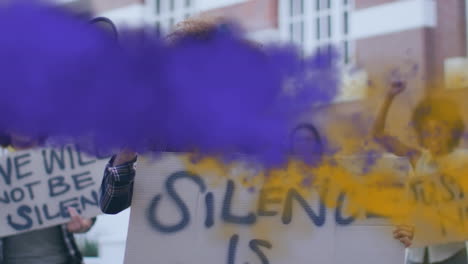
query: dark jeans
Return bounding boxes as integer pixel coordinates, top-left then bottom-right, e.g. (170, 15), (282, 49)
(407, 249), (468, 264)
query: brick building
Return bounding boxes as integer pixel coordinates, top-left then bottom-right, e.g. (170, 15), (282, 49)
(59, 0), (468, 88)
(57, 0), (468, 146)
(350, 0), (468, 150)
(47, 1), (468, 263)
(353, 0), (466, 92)
(312, 0), (468, 153)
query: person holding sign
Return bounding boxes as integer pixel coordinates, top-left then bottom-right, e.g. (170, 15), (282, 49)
(290, 123), (324, 167)
(99, 19), (238, 215)
(99, 22), (415, 256)
(0, 16), (119, 264)
(290, 122), (414, 248)
(0, 133), (96, 264)
(373, 80), (467, 264)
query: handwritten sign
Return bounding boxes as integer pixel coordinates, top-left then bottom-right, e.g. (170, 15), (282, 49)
(409, 175), (468, 246)
(124, 153), (406, 264)
(0, 146), (108, 237)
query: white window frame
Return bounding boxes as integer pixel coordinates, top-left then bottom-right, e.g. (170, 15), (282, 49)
(279, 0), (355, 65)
(146, 0), (197, 34)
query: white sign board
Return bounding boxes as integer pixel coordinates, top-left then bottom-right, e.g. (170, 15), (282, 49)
(124, 153), (405, 264)
(0, 146), (108, 237)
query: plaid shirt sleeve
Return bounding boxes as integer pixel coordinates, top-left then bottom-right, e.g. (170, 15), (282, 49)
(99, 155), (137, 214)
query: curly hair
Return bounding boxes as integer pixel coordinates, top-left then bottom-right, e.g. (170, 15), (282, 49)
(412, 97), (465, 151)
(168, 19), (218, 41)
(167, 18), (262, 49)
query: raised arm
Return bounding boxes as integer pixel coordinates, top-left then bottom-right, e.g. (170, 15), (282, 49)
(372, 81), (420, 165)
(99, 150), (138, 214)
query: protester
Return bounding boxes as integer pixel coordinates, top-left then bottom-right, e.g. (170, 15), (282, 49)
(373, 81), (466, 264)
(290, 123), (324, 164)
(0, 16), (120, 264)
(99, 19), (228, 214)
(99, 19), (413, 257)
(0, 133), (95, 264)
(290, 122), (413, 247)
(99, 18), (272, 214)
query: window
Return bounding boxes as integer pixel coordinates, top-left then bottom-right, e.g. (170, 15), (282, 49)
(281, 0), (354, 64)
(155, 0), (160, 14)
(286, 0), (306, 48)
(289, 21), (304, 43)
(316, 17), (320, 40)
(343, 11), (349, 34)
(155, 21), (161, 36)
(320, 16), (328, 39)
(170, 0), (175, 11)
(169, 18), (175, 30)
(299, 21), (304, 43)
(316, 0), (331, 10)
(342, 40), (349, 64)
(316, 0), (332, 42)
(289, 23), (294, 41)
(341, 0), (352, 64)
(152, 0), (196, 34)
(290, 0), (304, 16)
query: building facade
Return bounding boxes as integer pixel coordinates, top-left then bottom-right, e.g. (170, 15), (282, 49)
(353, 0), (467, 92)
(51, 1), (468, 263)
(59, 0), (468, 91)
(279, 0), (353, 63)
(140, 0), (279, 41)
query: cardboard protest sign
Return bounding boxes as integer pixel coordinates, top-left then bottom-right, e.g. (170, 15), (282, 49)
(0, 146), (108, 237)
(124, 153), (406, 264)
(406, 149), (468, 247)
(407, 174), (468, 247)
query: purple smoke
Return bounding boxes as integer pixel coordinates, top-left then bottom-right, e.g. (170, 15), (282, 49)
(0, 2), (339, 167)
